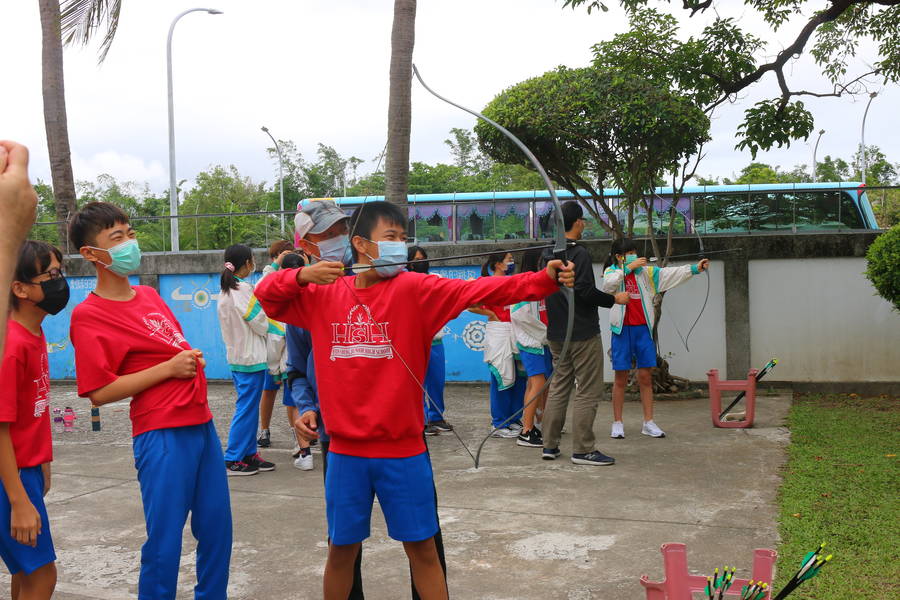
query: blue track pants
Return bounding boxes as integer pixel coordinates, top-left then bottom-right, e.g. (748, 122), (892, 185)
(225, 370), (266, 462)
(423, 343), (446, 423)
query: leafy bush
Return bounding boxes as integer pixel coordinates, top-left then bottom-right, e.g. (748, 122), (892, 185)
(865, 224), (900, 310)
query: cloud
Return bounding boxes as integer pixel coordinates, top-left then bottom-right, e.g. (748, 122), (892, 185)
(71, 151), (167, 188)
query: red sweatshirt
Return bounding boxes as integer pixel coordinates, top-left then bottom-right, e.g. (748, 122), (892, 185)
(255, 269), (559, 458)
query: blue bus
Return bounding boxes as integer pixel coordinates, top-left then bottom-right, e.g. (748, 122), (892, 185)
(304, 182), (878, 243)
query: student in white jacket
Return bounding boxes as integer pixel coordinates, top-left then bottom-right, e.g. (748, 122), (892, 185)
(600, 237), (708, 439)
(509, 247), (552, 448)
(217, 244), (276, 476)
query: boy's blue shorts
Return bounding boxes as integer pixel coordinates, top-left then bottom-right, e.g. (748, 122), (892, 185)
(611, 325), (657, 371)
(325, 451), (438, 545)
(280, 379), (294, 407)
(263, 371), (281, 391)
(0, 466), (56, 575)
(518, 347), (553, 378)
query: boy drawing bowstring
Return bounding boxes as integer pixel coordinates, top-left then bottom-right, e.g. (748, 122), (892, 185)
(255, 201), (574, 600)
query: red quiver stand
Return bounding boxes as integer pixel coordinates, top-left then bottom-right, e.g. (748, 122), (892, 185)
(708, 368), (758, 428)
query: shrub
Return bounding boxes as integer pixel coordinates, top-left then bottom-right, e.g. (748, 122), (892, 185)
(865, 224), (900, 310)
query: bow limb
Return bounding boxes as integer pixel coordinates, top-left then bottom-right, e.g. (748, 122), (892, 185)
(410, 65), (575, 467)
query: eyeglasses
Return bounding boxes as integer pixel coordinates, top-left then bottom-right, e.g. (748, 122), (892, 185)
(28, 267), (65, 283)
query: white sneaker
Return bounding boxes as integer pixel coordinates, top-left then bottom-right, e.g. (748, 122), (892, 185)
(293, 453), (314, 470)
(641, 420), (666, 438)
(611, 421), (625, 439)
(490, 427), (519, 438)
(507, 422), (523, 433)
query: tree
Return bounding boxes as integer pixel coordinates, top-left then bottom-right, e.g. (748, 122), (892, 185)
(39, 0), (78, 251)
(563, 0), (900, 156)
(475, 65), (710, 238)
(866, 224), (900, 310)
(385, 0), (417, 205)
(816, 155), (851, 181)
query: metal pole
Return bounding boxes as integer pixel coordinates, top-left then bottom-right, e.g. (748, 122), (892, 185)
(861, 92), (877, 185)
(261, 126), (285, 236)
(811, 129), (824, 183)
(167, 8), (223, 253)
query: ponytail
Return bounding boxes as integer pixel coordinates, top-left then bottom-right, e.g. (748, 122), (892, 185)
(221, 244), (253, 292)
(481, 252), (507, 277)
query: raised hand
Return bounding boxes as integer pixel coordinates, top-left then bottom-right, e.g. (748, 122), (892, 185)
(546, 259), (575, 287)
(697, 258), (710, 272)
(297, 261), (344, 285)
(0, 141), (38, 252)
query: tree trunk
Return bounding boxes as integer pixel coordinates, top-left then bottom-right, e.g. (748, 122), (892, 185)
(39, 0), (77, 252)
(385, 0), (416, 206)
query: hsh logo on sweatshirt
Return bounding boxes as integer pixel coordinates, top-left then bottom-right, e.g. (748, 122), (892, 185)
(330, 305), (393, 361)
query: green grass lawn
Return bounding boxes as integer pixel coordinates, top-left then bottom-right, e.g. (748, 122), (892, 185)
(774, 394), (899, 599)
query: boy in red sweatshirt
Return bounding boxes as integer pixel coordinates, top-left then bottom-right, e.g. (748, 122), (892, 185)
(255, 201), (573, 599)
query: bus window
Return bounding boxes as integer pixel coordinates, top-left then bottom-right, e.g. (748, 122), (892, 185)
(534, 201), (556, 239)
(495, 202), (528, 240)
(696, 193), (750, 233)
(749, 193), (783, 230)
(457, 203), (493, 241)
(411, 204), (450, 242)
(838, 191), (865, 228)
(787, 191), (863, 230)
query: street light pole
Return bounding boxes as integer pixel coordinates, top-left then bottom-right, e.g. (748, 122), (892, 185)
(811, 129), (825, 183)
(860, 91), (877, 185)
(167, 8), (223, 253)
(261, 126), (285, 236)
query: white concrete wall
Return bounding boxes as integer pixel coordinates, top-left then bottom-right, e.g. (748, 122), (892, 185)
(749, 257), (900, 381)
(593, 262), (728, 381)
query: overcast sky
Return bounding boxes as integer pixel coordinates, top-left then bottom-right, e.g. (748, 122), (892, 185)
(2, 0), (897, 196)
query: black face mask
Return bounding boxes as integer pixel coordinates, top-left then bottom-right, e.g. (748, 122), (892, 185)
(35, 277), (70, 315)
(409, 261), (429, 274)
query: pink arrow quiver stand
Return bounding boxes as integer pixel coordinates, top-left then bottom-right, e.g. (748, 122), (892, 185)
(707, 368), (758, 428)
(640, 543), (776, 599)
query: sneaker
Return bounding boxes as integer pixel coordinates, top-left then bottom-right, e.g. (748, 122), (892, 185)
(508, 422), (523, 433)
(490, 427), (519, 438)
(641, 420), (666, 438)
(226, 461), (258, 476)
(424, 424), (440, 436)
(516, 428), (543, 448)
(256, 428), (271, 448)
(430, 420), (453, 432)
(611, 421), (625, 439)
(541, 447), (561, 460)
(571, 450), (615, 466)
(293, 452), (314, 471)
(245, 453), (276, 472)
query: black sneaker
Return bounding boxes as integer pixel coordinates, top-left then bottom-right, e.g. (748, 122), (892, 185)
(517, 428), (543, 448)
(226, 461), (258, 476)
(424, 424), (440, 436)
(430, 420), (454, 432)
(542, 447), (561, 461)
(571, 450), (615, 466)
(257, 429), (271, 448)
(245, 453), (276, 472)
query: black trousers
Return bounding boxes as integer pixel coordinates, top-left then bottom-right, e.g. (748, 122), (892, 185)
(321, 440), (447, 599)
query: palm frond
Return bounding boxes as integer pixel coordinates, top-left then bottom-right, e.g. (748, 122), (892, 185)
(59, 0), (122, 64)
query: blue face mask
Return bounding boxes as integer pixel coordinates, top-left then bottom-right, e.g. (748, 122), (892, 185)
(313, 234), (350, 263)
(504, 261), (515, 276)
(366, 240), (408, 279)
(89, 239), (142, 277)
(624, 253), (641, 273)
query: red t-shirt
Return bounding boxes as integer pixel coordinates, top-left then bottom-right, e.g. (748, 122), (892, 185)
(481, 302), (511, 322)
(71, 286), (212, 437)
(623, 272), (647, 326)
(0, 320), (53, 467)
(256, 269), (558, 458)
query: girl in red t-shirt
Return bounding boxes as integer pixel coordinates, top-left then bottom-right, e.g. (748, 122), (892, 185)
(0, 241), (68, 597)
(469, 252), (526, 438)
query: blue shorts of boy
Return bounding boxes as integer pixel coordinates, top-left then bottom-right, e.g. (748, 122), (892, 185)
(263, 371), (281, 391)
(518, 346), (553, 378)
(611, 325), (657, 371)
(280, 379), (294, 407)
(0, 466), (55, 575)
(325, 451), (438, 545)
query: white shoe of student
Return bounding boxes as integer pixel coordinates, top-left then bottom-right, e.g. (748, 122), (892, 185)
(641, 420), (666, 438)
(491, 427), (519, 439)
(293, 453), (314, 471)
(610, 421), (625, 439)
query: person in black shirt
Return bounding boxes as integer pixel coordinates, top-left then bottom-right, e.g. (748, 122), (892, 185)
(542, 201), (628, 465)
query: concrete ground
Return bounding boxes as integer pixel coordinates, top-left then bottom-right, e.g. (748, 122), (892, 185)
(1, 383), (792, 599)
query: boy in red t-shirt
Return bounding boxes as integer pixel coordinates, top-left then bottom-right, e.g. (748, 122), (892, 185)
(68, 202), (231, 599)
(0, 241), (68, 599)
(256, 201), (574, 599)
